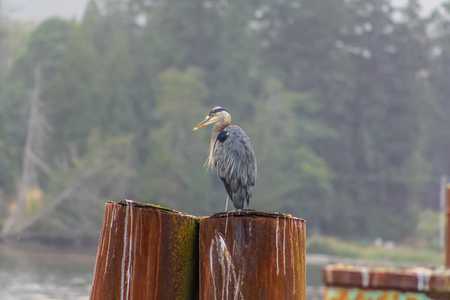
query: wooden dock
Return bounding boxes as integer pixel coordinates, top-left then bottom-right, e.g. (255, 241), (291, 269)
(322, 185), (450, 300)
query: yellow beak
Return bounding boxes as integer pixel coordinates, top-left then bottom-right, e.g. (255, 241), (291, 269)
(193, 115), (217, 131)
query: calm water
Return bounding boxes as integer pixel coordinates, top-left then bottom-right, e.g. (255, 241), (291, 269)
(0, 243), (95, 300)
(0, 243), (324, 299)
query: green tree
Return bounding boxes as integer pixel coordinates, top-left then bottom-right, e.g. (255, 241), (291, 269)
(251, 79), (334, 226)
(140, 67), (213, 213)
(326, 0), (428, 238)
(257, 0), (430, 238)
(426, 1), (450, 177)
(0, 0), (440, 241)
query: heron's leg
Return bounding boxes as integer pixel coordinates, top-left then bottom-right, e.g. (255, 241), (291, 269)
(224, 195), (230, 212)
(224, 196), (231, 235)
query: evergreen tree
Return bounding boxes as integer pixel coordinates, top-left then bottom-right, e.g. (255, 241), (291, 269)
(0, 0), (442, 241)
(141, 67), (213, 213)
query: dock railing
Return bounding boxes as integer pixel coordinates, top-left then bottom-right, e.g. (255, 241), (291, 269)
(322, 185), (450, 300)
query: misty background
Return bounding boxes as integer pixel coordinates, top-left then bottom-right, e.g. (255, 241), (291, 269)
(3, 0), (443, 20)
(1, 0), (450, 298)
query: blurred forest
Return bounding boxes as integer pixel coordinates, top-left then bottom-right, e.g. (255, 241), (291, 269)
(0, 0), (448, 244)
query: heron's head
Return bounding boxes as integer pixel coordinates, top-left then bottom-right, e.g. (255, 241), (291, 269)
(193, 106), (231, 131)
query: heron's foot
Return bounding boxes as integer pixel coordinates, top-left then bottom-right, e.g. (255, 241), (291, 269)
(226, 208), (255, 213)
(237, 208), (255, 212)
(119, 199), (136, 205)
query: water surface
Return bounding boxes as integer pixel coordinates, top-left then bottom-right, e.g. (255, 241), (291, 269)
(0, 243), (94, 300)
(0, 243), (324, 299)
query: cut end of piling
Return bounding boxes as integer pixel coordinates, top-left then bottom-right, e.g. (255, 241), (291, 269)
(106, 199), (199, 219)
(209, 210), (305, 222)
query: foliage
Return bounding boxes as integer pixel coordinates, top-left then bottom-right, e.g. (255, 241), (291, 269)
(308, 235), (442, 266)
(414, 210), (441, 250)
(140, 67), (213, 213)
(0, 0), (447, 242)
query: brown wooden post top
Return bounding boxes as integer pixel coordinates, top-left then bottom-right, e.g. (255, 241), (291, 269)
(199, 211), (307, 300)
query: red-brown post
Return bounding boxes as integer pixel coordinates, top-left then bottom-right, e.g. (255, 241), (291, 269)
(446, 184), (450, 269)
(199, 211), (306, 300)
(90, 200), (199, 300)
(323, 265), (450, 299)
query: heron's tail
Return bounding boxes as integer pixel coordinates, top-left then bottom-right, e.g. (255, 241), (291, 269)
(230, 188), (251, 210)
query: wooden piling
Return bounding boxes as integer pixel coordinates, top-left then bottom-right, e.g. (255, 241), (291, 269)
(199, 211), (306, 300)
(446, 184), (450, 269)
(90, 200), (199, 300)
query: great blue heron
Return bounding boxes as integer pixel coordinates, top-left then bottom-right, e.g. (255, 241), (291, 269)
(193, 106), (257, 210)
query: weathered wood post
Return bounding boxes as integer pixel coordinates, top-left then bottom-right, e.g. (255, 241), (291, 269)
(90, 200), (199, 300)
(446, 184), (450, 269)
(199, 211), (306, 300)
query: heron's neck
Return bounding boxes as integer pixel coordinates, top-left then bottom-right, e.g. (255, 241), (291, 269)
(207, 132), (217, 169)
(207, 123), (230, 169)
(213, 124), (227, 132)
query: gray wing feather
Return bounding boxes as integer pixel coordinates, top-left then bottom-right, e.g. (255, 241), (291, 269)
(213, 125), (256, 209)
